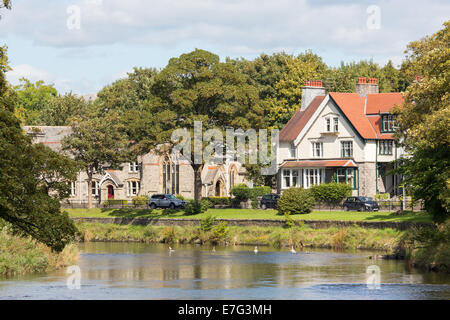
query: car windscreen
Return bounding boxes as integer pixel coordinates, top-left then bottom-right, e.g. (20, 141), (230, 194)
(360, 197), (373, 202)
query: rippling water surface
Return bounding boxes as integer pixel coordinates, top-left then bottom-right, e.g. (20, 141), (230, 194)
(1, 242), (449, 300)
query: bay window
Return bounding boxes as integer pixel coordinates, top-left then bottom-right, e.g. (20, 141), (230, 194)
(283, 169), (300, 188)
(303, 169), (324, 189)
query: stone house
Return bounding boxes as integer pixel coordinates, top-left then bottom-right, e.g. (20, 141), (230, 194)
(24, 126), (247, 204)
(277, 78), (405, 197)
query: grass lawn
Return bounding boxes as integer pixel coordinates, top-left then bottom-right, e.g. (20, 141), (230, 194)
(65, 208), (432, 223)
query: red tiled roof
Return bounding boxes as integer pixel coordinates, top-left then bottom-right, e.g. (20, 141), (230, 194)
(279, 92), (403, 142)
(367, 116), (395, 140)
(279, 96), (325, 142)
(366, 93), (404, 114)
(281, 160), (357, 168)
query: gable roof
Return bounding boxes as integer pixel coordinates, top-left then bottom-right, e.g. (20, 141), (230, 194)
(279, 92), (403, 142)
(279, 96), (325, 142)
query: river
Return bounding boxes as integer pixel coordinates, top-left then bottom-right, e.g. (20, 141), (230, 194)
(0, 243), (449, 300)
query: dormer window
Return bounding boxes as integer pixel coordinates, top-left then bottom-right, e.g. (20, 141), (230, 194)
(334, 117), (339, 132)
(324, 117), (339, 133)
(326, 118), (331, 132)
(381, 115), (396, 133)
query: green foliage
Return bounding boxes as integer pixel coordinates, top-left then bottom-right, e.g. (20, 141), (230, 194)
(161, 226), (177, 244)
(200, 215), (216, 233)
(231, 184), (252, 202)
(203, 197), (232, 206)
(394, 21), (450, 223)
(211, 222), (229, 243)
(175, 194), (185, 200)
(184, 199), (210, 215)
(375, 193), (390, 200)
(309, 183), (352, 206)
(284, 213), (295, 229)
(103, 200), (128, 206)
(132, 196), (149, 206)
(277, 188), (316, 215)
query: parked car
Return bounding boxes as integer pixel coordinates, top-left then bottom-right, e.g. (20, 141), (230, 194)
(343, 197), (379, 212)
(149, 194), (187, 209)
(260, 194), (280, 210)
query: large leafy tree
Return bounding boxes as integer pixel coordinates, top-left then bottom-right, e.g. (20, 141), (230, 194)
(14, 78), (58, 125)
(394, 21), (450, 223)
(62, 103), (131, 208)
(139, 49), (264, 200)
(0, 46), (79, 252)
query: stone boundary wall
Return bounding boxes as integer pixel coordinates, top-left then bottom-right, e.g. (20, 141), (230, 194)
(71, 217), (432, 231)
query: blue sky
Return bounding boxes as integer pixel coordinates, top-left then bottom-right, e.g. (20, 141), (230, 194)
(0, 0), (449, 94)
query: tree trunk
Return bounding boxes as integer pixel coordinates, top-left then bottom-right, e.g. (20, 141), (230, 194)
(193, 164), (203, 201)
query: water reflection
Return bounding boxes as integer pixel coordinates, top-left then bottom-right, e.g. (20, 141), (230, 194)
(0, 243), (449, 300)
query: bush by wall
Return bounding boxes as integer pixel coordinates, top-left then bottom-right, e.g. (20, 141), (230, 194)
(231, 184), (271, 208)
(277, 187), (316, 215)
(184, 199), (212, 215)
(103, 200), (128, 207)
(132, 196), (149, 206)
(309, 183), (352, 207)
(203, 197), (232, 207)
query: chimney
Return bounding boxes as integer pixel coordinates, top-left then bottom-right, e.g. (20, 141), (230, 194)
(301, 80), (325, 111)
(356, 77), (379, 97)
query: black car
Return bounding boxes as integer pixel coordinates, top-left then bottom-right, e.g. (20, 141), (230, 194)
(149, 194), (187, 209)
(343, 196), (379, 212)
(260, 194), (280, 210)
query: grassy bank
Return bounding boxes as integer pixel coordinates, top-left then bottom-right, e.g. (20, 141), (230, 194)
(66, 208), (432, 223)
(0, 228), (78, 276)
(76, 222), (404, 252)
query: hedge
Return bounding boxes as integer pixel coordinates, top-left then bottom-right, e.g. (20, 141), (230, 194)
(309, 183), (352, 206)
(203, 197), (232, 206)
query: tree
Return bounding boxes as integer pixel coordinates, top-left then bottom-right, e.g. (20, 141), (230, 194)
(0, 46), (78, 252)
(394, 21), (450, 223)
(14, 78), (58, 125)
(268, 51), (327, 128)
(39, 93), (86, 126)
(62, 104), (131, 208)
(141, 49), (264, 201)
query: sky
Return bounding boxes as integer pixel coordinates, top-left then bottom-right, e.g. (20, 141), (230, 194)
(0, 0), (449, 95)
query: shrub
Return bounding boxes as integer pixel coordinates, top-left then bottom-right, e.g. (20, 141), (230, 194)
(184, 199), (211, 215)
(200, 215), (216, 232)
(231, 184), (252, 202)
(375, 193), (390, 200)
(284, 213), (295, 229)
(176, 194), (185, 200)
(161, 227), (177, 244)
(132, 196), (149, 206)
(309, 183), (352, 206)
(211, 222), (229, 243)
(231, 184), (271, 208)
(203, 197), (232, 207)
(103, 199), (128, 207)
(277, 188), (316, 215)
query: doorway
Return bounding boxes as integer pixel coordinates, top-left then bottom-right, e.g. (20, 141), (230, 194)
(107, 185), (115, 200)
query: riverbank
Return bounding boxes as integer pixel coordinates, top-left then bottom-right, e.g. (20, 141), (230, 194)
(0, 228), (78, 276)
(75, 222), (403, 252)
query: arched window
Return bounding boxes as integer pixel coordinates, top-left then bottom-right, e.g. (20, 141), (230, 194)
(162, 156), (179, 195)
(229, 166), (237, 189)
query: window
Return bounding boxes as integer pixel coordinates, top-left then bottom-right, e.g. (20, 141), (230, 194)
(229, 167), (236, 189)
(379, 140), (393, 155)
(129, 162), (140, 173)
(283, 169), (300, 188)
(334, 117), (339, 132)
(312, 142), (323, 158)
(341, 141), (353, 158)
(290, 143), (296, 158)
(303, 169), (324, 189)
(127, 181), (141, 196)
(326, 118), (331, 132)
(381, 115), (396, 133)
(87, 181), (99, 196)
(162, 156), (180, 194)
(336, 168), (356, 189)
(70, 181), (76, 196)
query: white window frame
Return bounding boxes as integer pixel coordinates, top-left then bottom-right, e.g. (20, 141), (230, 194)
(325, 118), (331, 132)
(311, 142), (323, 158)
(70, 181), (76, 196)
(303, 168), (324, 189)
(129, 162), (140, 173)
(87, 181), (99, 196)
(333, 117), (339, 132)
(127, 181), (141, 197)
(282, 169), (300, 189)
(290, 143), (296, 158)
(341, 141), (353, 158)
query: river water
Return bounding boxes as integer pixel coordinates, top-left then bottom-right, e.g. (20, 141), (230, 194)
(0, 243), (449, 300)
